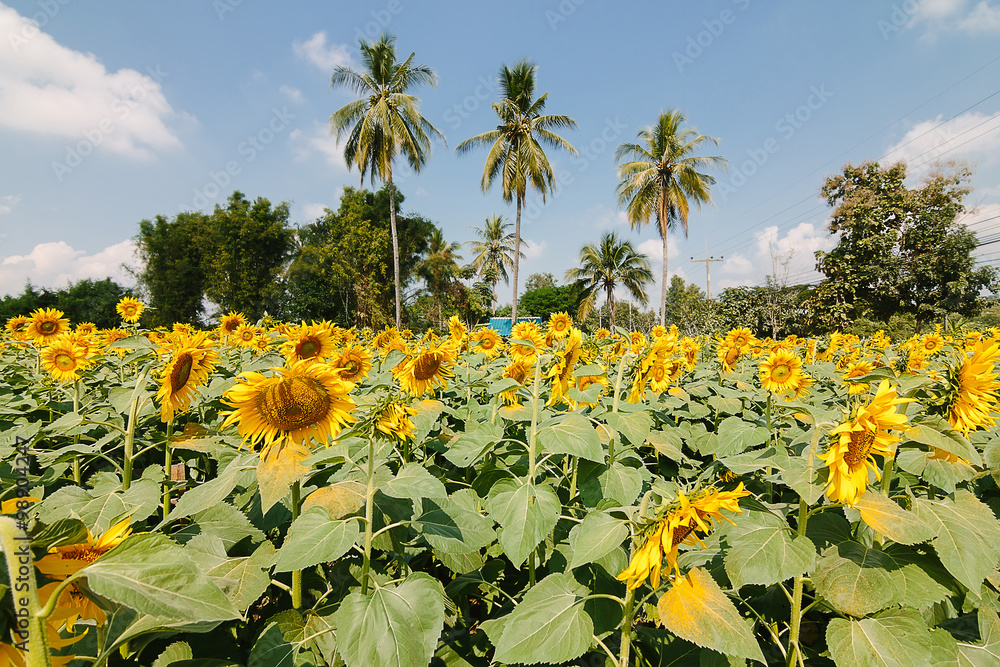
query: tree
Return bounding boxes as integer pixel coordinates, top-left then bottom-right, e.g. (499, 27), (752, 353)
(467, 214), (523, 312)
(134, 211), (213, 327)
(664, 275), (717, 336)
(329, 32), (445, 329)
(456, 59), (577, 325)
(518, 284), (581, 322)
(565, 231), (653, 325)
(0, 278), (133, 328)
(524, 273), (557, 292)
(615, 110), (727, 325)
(419, 228), (463, 328)
(284, 186), (434, 328)
(204, 192), (295, 321)
(810, 161), (996, 331)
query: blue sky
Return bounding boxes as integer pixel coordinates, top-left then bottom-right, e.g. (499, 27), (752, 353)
(1, 0), (999, 307)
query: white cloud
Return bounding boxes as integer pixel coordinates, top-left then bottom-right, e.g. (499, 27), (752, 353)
(908, 0), (1000, 34)
(0, 4), (186, 159)
(522, 239), (547, 260)
(0, 240), (137, 296)
(280, 85), (304, 104)
(637, 235), (682, 263)
(959, 202), (1000, 231)
(715, 222), (835, 290)
(883, 111), (1000, 177)
(293, 32), (352, 71)
(301, 202), (328, 221)
(290, 123), (348, 171)
(0, 194), (21, 215)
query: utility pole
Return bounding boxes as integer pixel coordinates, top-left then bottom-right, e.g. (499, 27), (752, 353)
(690, 237), (724, 300)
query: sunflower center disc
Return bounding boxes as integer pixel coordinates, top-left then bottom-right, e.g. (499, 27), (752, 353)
(413, 353), (442, 381)
(39, 321), (56, 334)
(844, 429), (876, 467)
(55, 353), (76, 371)
(771, 364), (792, 382)
(171, 353), (194, 390)
(298, 339), (320, 358)
(257, 376), (331, 431)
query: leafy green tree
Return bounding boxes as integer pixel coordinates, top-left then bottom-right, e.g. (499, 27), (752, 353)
(524, 273), (557, 292)
(518, 284), (581, 322)
(457, 59), (577, 324)
(565, 231), (653, 325)
(329, 32), (445, 329)
(716, 284), (813, 338)
(419, 228), (463, 328)
(0, 278), (133, 328)
(811, 161), (996, 331)
(134, 211), (213, 327)
(467, 215), (523, 312)
(615, 110), (727, 325)
(664, 275), (717, 336)
(284, 186), (434, 328)
(204, 192), (295, 321)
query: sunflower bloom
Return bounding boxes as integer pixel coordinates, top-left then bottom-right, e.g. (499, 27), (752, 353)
(330, 345), (373, 383)
(27, 308), (70, 343)
(221, 360), (356, 456)
(115, 297), (144, 323)
(547, 328), (582, 406)
(156, 333), (218, 422)
(759, 349), (804, 395)
(394, 345), (456, 397)
(281, 323), (335, 364)
(5, 315), (30, 341)
(40, 335), (91, 382)
(448, 315), (467, 346)
(943, 337), (1000, 435)
(374, 402), (418, 442)
(501, 358), (533, 406)
(218, 311), (247, 338)
(842, 360), (875, 395)
(547, 312), (572, 340)
(471, 328), (504, 358)
(818, 380), (913, 506)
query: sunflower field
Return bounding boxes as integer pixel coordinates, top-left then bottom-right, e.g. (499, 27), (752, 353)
(3, 303), (1000, 667)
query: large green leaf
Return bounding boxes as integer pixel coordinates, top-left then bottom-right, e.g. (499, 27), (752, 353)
(605, 411), (652, 449)
(492, 573), (594, 665)
(488, 480), (561, 567)
(580, 461), (643, 506)
(723, 511), (815, 587)
(381, 463), (448, 500)
(537, 412), (604, 462)
(880, 544), (953, 610)
(854, 493), (935, 545)
(208, 541), (277, 610)
(335, 572), (445, 667)
(656, 567), (765, 664)
(914, 491), (1000, 592)
(568, 510), (628, 569)
(274, 506), (359, 572)
(412, 494), (495, 554)
(958, 608), (1000, 666)
(812, 543), (898, 617)
(714, 416), (770, 458)
(904, 422), (981, 465)
(163, 461), (249, 524)
(826, 609), (933, 667)
(444, 421), (504, 467)
(81, 533), (240, 622)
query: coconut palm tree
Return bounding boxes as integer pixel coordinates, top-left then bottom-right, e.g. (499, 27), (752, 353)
(329, 32), (446, 329)
(615, 110), (727, 325)
(420, 228), (463, 327)
(467, 214), (524, 312)
(456, 60), (577, 325)
(566, 231), (653, 326)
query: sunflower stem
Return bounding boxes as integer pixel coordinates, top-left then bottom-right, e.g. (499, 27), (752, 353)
(619, 585), (636, 667)
(788, 424), (824, 666)
(361, 437), (376, 597)
(162, 419), (174, 521)
(0, 517), (52, 667)
(72, 380), (82, 485)
(291, 480), (303, 609)
(121, 368), (148, 493)
(609, 353), (628, 465)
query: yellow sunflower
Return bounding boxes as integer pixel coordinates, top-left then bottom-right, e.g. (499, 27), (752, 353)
(394, 344), (456, 397)
(920, 333), (945, 357)
(232, 324), (260, 349)
(759, 349), (804, 395)
(817, 380), (912, 506)
(281, 323), (335, 364)
(218, 311), (247, 338)
(5, 315), (30, 341)
(594, 328), (611, 340)
(471, 328), (504, 358)
(617, 484), (749, 589)
(374, 402), (418, 442)
(330, 344), (374, 384)
(75, 322), (97, 336)
(842, 360), (875, 395)
(724, 327), (755, 350)
(221, 360), (356, 455)
(373, 327), (401, 351)
(547, 327), (582, 406)
(547, 312), (573, 340)
(39, 335), (91, 382)
(448, 315), (467, 345)
(501, 358), (533, 405)
(943, 337), (1000, 435)
(115, 296), (144, 323)
(27, 308), (70, 343)
(156, 332), (218, 422)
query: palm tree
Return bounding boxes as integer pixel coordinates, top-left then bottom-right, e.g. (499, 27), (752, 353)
(615, 110), (727, 326)
(566, 231), (653, 327)
(419, 228), (463, 327)
(329, 32), (446, 329)
(456, 60), (577, 325)
(467, 214), (524, 312)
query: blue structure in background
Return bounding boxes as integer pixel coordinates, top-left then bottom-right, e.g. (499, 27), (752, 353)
(488, 317), (542, 336)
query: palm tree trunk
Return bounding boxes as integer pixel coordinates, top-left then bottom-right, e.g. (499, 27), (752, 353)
(660, 232), (669, 327)
(388, 168), (402, 330)
(511, 196), (522, 326)
(608, 284), (616, 329)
